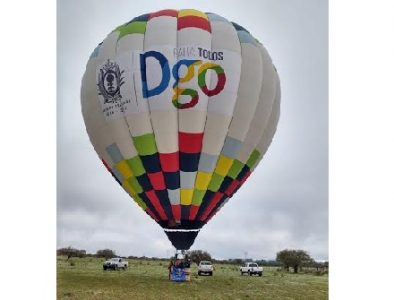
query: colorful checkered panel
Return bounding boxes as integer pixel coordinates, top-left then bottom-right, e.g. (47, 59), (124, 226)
(81, 9), (281, 242)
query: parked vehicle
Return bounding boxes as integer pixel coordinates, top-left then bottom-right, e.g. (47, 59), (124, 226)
(103, 257), (128, 270)
(240, 262), (263, 276)
(198, 261), (214, 276)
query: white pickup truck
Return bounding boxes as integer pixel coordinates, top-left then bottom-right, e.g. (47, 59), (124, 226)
(240, 262), (263, 276)
(198, 261), (214, 276)
(103, 257), (128, 270)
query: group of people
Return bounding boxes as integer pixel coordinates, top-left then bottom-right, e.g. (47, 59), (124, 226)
(168, 253), (191, 281)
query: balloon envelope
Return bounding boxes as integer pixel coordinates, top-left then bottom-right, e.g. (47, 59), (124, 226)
(81, 9), (281, 250)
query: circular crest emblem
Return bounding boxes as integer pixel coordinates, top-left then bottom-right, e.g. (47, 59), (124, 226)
(97, 59), (125, 103)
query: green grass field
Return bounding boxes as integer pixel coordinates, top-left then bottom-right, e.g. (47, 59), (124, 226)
(57, 256), (328, 300)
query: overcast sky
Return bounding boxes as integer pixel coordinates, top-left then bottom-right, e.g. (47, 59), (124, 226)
(57, 0), (328, 261)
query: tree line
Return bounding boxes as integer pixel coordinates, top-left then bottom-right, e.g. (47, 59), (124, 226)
(57, 247), (328, 273)
(57, 247), (116, 260)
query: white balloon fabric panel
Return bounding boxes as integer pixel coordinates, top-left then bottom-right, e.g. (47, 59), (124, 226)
(81, 9), (281, 236)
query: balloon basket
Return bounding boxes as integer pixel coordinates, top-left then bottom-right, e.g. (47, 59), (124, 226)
(169, 250), (191, 282)
(170, 267), (191, 282)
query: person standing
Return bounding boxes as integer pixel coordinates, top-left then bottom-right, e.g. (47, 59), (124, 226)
(168, 259), (174, 280)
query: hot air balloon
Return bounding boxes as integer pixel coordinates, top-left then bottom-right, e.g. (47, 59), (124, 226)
(81, 9), (280, 251)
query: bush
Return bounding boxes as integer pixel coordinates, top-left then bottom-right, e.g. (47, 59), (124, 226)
(276, 249), (313, 274)
(314, 270), (328, 276)
(187, 250), (212, 264)
(96, 249), (116, 259)
(57, 247), (86, 260)
(302, 268), (315, 274)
